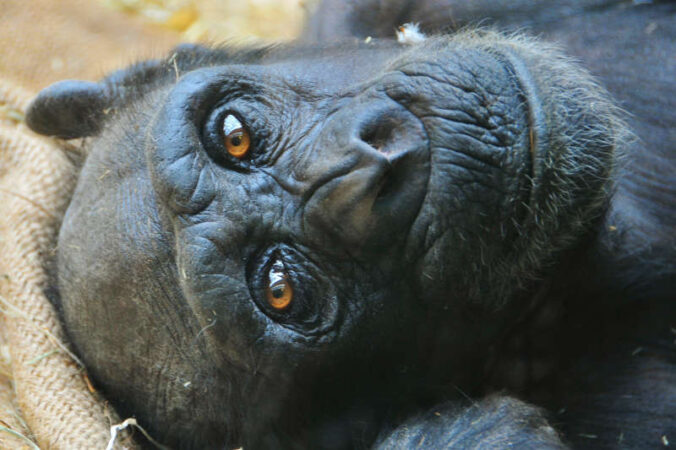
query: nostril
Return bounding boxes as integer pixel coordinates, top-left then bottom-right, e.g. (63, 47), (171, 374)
(376, 168), (397, 201)
(360, 115), (399, 156)
(356, 108), (428, 203)
(358, 107), (428, 165)
(375, 151), (411, 201)
(302, 102), (428, 249)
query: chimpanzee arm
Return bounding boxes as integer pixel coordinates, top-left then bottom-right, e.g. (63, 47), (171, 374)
(375, 396), (567, 449)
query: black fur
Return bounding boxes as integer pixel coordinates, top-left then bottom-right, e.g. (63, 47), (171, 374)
(25, 1), (675, 449)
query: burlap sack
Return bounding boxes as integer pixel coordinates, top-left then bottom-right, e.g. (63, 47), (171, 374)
(0, 80), (145, 449)
(0, 0), (181, 446)
(0, 84), (41, 449)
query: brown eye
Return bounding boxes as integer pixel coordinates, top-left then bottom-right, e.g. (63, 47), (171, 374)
(222, 114), (250, 158)
(266, 259), (293, 310)
(267, 280), (293, 310)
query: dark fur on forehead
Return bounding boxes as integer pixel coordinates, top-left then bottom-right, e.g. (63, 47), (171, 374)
(27, 38), (406, 140)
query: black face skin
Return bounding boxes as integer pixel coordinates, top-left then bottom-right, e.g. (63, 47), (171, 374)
(26, 2), (675, 449)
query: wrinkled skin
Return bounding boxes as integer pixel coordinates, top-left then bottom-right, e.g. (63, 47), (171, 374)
(26, 1), (674, 449)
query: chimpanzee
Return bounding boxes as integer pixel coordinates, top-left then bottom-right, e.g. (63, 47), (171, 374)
(25, 1), (675, 448)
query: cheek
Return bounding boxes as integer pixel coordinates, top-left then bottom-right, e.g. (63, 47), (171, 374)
(173, 219), (262, 356)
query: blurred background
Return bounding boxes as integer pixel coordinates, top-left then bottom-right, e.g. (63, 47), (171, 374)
(0, 0), (314, 93)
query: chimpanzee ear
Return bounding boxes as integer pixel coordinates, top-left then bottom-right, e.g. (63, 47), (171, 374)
(26, 80), (111, 139)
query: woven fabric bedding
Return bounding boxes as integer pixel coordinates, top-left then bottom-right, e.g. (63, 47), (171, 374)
(0, 83), (125, 448)
(0, 1), (179, 447)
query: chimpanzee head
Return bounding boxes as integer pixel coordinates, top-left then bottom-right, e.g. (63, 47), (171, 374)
(26, 32), (623, 448)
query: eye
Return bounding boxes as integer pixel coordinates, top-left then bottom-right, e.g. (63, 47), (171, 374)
(248, 246), (340, 335)
(266, 259), (293, 310)
(222, 114), (251, 158)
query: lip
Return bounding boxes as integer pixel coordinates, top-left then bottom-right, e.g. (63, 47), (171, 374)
(497, 48), (544, 210)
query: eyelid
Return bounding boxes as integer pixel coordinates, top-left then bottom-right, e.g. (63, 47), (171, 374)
(269, 259), (286, 285)
(223, 114), (243, 135)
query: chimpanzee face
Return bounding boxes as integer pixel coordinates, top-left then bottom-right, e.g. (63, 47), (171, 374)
(27, 33), (616, 448)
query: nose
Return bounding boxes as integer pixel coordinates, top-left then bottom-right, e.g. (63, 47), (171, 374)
(300, 100), (429, 250)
